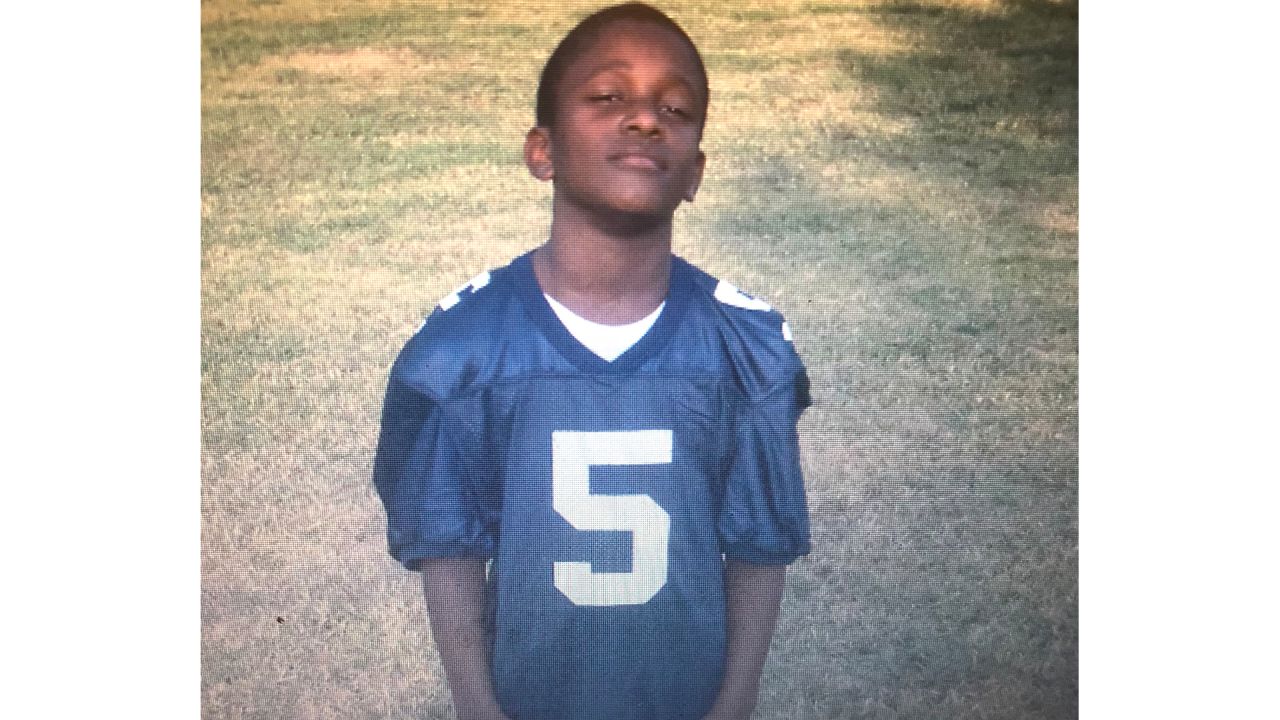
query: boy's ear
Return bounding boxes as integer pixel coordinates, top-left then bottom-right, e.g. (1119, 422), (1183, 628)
(524, 127), (554, 182)
(683, 151), (707, 202)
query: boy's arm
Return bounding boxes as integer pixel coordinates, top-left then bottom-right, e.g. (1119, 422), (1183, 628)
(420, 558), (512, 720)
(702, 561), (787, 720)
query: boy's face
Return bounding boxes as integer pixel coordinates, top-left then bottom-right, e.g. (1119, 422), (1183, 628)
(525, 20), (707, 221)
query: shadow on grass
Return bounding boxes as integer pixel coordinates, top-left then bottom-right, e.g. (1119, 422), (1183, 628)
(710, 0), (1077, 351)
(703, 3), (1078, 718)
(833, 0), (1077, 184)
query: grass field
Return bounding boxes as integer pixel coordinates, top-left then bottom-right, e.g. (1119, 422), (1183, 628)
(201, 1), (1077, 718)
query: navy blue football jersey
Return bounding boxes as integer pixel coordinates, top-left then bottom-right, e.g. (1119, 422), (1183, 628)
(373, 251), (811, 720)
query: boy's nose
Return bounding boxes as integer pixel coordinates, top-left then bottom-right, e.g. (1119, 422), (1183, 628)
(623, 102), (662, 136)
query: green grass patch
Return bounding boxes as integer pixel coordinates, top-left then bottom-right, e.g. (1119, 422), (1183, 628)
(203, 13), (411, 70)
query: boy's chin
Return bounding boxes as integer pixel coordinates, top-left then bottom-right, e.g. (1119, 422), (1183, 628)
(603, 183), (690, 215)
(608, 196), (680, 218)
(563, 188), (683, 227)
(598, 199), (682, 229)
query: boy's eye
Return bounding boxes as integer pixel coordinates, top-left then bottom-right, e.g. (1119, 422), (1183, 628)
(585, 92), (694, 120)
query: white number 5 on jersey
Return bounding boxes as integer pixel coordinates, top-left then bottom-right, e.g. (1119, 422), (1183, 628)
(551, 430), (672, 606)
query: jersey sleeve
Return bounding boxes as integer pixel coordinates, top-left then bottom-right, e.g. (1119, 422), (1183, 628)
(718, 368), (812, 565)
(372, 362), (499, 570)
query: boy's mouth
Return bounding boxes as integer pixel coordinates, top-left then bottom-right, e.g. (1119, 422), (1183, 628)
(608, 149), (667, 171)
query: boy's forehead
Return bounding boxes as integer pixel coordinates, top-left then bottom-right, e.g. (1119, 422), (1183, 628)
(566, 20), (703, 87)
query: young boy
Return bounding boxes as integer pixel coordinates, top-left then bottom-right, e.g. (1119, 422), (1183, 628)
(373, 4), (811, 719)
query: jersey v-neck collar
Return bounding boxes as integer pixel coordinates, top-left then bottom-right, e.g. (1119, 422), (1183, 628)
(512, 250), (692, 374)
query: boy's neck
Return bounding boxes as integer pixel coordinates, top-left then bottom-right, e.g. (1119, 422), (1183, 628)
(533, 206), (673, 326)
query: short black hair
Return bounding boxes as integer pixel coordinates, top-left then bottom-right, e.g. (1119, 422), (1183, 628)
(535, 3), (708, 129)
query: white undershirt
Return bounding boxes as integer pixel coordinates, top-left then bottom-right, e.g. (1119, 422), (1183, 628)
(544, 293), (665, 362)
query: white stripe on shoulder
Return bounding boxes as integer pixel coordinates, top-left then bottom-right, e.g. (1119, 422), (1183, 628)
(437, 270), (492, 311)
(438, 292), (463, 311)
(714, 279), (772, 311)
